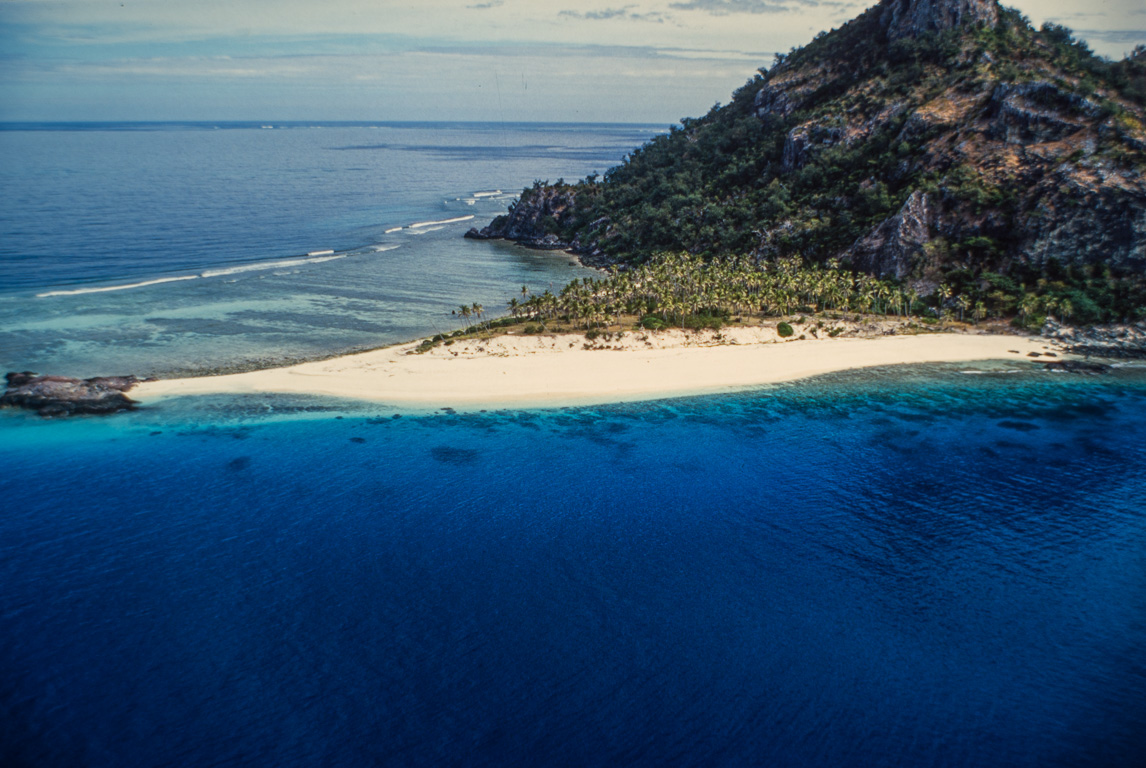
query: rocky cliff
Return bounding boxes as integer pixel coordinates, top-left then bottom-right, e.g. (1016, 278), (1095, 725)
(473, 0), (1146, 322)
(880, 0), (999, 41)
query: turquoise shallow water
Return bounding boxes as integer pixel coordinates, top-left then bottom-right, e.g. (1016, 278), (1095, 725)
(0, 122), (659, 376)
(2, 363), (1145, 767)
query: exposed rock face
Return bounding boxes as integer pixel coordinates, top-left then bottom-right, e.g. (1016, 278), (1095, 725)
(987, 81), (1102, 144)
(781, 123), (845, 171)
(849, 191), (933, 280)
(1016, 165), (1146, 272)
(1, 372), (141, 417)
(754, 73), (819, 119)
(880, 0), (1000, 41)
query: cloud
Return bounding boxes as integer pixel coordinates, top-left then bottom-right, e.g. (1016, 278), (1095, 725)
(1072, 28), (1146, 45)
(668, 0), (790, 14)
(559, 6), (670, 23)
(467, 1), (504, 8)
(668, 0), (845, 15)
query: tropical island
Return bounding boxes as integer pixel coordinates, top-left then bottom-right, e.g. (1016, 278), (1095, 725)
(5, 0), (1146, 415)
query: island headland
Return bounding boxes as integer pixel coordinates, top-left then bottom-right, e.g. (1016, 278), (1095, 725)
(7, 0), (1146, 417)
(468, 0), (1146, 324)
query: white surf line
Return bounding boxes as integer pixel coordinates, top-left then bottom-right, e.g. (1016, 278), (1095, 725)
(199, 253), (346, 278)
(383, 214), (476, 235)
(407, 215), (475, 229)
(36, 275), (200, 298)
(37, 251), (350, 297)
(472, 190), (502, 198)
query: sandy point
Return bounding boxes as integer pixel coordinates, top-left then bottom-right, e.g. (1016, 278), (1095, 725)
(130, 327), (1064, 411)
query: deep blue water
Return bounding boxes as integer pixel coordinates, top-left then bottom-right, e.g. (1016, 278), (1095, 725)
(2, 365), (1146, 767)
(3, 122), (1146, 766)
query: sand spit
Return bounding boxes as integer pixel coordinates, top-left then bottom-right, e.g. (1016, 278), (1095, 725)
(131, 325), (1063, 411)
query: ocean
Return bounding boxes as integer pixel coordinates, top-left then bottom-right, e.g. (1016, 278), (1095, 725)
(0, 122), (653, 376)
(2, 124), (1145, 767)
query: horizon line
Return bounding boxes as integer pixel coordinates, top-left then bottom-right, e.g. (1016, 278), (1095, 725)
(0, 119), (676, 129)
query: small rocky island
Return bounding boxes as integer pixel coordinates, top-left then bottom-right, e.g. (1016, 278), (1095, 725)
(1, 372), (142, 417)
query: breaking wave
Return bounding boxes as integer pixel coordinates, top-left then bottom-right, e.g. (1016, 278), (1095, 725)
(38, 252), (353, 297)
(36, 275), (200, 297)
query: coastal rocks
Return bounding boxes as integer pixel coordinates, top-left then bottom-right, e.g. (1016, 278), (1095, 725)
(466, 184), (580, 251)
(848, 190), (933, 279)
(880, 0), (1000, 41)
(1043, 319), (1146, 359)
(1044, 360), (1113, 374)
(1, 372), (142, 417)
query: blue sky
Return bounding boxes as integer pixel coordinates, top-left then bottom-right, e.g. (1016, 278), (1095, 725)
(1, 0), (1143, 123)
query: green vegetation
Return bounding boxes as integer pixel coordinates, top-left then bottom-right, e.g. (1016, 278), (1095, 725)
(487, 4), (1146, 326)
(777, 322), (795, 338)
(503, 252), (924, 330)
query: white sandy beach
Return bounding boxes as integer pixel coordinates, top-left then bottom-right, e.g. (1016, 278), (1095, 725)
(131, 327), (1063, 411)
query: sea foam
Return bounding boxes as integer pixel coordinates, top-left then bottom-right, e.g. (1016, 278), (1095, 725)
(36, 275), (200, 297)
(37, 253), (350, 297)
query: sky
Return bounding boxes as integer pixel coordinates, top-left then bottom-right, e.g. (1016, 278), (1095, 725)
(1, 0), (1143, 123)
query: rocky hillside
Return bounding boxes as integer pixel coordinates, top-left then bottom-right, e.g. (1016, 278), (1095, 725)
(469, 0), (1146, 324)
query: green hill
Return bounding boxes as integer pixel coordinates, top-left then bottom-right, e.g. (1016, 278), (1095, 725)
(469, 0), (1146, 324)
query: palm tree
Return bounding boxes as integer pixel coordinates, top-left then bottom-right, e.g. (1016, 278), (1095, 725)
(955, 295), (970, 323)
(936, 283), (952, 308)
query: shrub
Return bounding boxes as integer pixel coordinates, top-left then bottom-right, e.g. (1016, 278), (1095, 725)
(682, 314), (724, 330)
(777, 321), (795, 338)
(640, 315), (669, 330)
(585, 329), (602, 340)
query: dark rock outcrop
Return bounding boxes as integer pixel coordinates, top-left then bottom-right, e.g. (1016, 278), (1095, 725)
(781, 122), (846, 172)
(466, 184), (580, 251)
(1043, 320), (1146, 359)
(987, 81), (1101, 144)
(1, 372), (141, 417)
(849, 191), (933, 280)
(1044, 360), (1113, 374)
(1017, 170), (1146, 272)
(754, 74), (818, 119)
(880, 0), (999, 41)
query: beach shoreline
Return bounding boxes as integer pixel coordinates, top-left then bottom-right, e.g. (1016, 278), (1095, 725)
(130, 326), (1066, 411)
